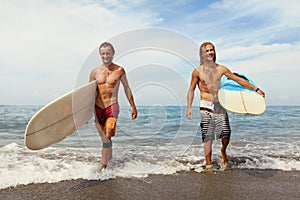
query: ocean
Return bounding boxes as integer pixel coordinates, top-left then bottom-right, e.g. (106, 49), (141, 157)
(0, 105), (299, 189)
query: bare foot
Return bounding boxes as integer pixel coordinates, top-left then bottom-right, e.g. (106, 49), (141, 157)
(221, 149), (228, 170)
(203, 164), (214, 173)
(99, 164), (107, 173)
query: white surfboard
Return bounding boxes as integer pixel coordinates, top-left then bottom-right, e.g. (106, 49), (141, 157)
(25, 80), (97, 150)
(218, 73), (266, 115)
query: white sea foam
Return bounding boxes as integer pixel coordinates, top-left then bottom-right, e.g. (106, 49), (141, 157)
(0, 143), (190, 189)
(1, 141), (299, 190)
(0, 106), (300, 189)
(0, 143), (93, 189)
(1, 106), (300, 189)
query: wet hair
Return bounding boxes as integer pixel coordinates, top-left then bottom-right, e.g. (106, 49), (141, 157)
(199, 42), (216, 64)
(99, 42), (115, 54)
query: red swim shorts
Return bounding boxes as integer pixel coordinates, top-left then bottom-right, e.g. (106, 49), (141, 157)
(94, 103), (119, 131)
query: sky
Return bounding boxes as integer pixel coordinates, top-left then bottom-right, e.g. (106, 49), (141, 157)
(1, 0), (300, 106)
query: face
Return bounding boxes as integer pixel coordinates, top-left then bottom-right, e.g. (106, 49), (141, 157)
(100, 46), (114, 65)
(204, 44), (215, 61)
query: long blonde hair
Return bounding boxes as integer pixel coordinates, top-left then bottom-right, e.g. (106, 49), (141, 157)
(199, 42), (216, 65)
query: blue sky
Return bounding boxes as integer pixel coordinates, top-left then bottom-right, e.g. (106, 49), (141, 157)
(1, 0), (299, 106)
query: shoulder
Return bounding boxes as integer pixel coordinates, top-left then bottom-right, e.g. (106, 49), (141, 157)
(193, 66), (202, 75)
(91, 65), (102, 73)
(190, 66), (201, 80)
(216, 63), (230, 74)
(113, 63), (126, 74)
(90, 66), (101, 78)
(90, 67), (97, 73)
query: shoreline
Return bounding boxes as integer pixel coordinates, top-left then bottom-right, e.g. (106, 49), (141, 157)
(1, 169), (299, 200)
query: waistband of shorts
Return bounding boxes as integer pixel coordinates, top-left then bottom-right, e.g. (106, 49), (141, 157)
(95, 102), (119, 110)
(200, 100), (214, 110)
(200, 107), (225, 114)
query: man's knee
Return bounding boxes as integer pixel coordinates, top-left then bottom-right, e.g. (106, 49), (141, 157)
(105, 118), (117, 136)
(105, 118), (116, 129)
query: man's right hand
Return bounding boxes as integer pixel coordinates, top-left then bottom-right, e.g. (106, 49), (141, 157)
(131, 107), (138, 120)
(186, 109), (193, 120)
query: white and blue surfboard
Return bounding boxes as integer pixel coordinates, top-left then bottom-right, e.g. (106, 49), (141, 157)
(218, 73), (266, 115)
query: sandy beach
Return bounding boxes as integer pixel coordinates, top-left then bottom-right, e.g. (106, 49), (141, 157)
(0, 169), (299, 200)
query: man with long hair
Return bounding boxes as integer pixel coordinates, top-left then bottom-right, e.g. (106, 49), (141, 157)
(186, 42), (265, 171)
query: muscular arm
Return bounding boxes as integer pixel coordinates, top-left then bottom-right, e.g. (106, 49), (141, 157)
(222, 67), (265, 97)
(89, 69), (96, 82)
(120, 72), (138, 119)
(186, 69), (199, 120)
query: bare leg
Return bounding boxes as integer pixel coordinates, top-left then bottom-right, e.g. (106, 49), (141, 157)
(221, 138), (230, 168)
(203, 140), (214, 172)
(100, 136), (112, 171)
(204, 140), (212, 165)
(95, 123), (113, 172)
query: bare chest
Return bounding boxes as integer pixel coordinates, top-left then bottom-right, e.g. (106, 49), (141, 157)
(96, 70), (120, 86)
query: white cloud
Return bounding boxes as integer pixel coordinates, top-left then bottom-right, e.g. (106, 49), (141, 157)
(184, 0), (300, 47)
(177, 1), (300, 105)
(0, 0), (299, 105)
(74, 28), (199, 106)
(0, 0), (160, 105)
(0, 0), (159, 69)
(210, 0), (299, 24)
(217, 42), (300, 106)
(219, 43), (300, 69)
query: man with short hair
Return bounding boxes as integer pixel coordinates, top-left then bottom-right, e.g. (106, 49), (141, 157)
(90, 42), (138, 171)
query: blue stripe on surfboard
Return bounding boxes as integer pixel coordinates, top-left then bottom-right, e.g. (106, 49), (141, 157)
(219, 73), (257, 92)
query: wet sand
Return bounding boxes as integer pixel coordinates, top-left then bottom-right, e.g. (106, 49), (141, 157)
(1, 169), (299, 200)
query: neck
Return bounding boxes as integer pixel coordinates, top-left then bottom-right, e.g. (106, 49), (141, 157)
(103, 62), (113, 68)
(203, 60), (216, 69)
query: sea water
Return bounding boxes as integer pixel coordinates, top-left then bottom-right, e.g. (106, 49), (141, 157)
(0, 105), (299, 189)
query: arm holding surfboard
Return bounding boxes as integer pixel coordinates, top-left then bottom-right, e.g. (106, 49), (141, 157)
(186, 41), (266, 172)
(222, 68), (265, 97)
(186, 63), (265, 119)
(89, 42), (137, 172)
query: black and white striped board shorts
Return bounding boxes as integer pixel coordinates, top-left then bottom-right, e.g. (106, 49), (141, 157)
(200, 106), (231, 142)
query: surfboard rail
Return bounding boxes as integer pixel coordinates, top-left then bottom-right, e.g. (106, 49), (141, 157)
(218, 74), (266, 115)
(24, 80), (97, 150)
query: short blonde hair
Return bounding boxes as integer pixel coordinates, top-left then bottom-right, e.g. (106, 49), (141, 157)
(99, 42), (115, 54)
